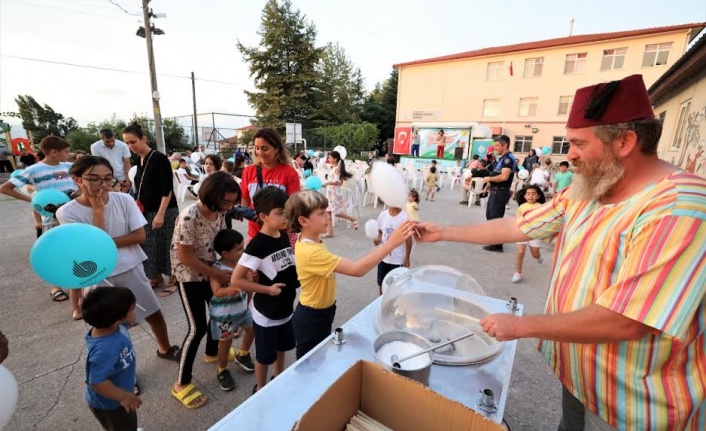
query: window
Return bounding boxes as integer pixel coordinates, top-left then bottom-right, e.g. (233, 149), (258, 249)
(672, 101), (691, 149)
(482, 99), (500, 117)
(557, 96), (574, 115)
(601, 48), (627, 70)
(564, 53), (587, 74)
(523, 57), (544, 78)
(514, 136), (533, 153)
(642, 43), (672, 67)
(518, 97), (538, 117)
(486, 61), (504, 80)
(552, 136), (570, 155)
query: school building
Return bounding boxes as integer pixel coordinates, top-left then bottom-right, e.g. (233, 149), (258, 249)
(392, 22), (705, 161)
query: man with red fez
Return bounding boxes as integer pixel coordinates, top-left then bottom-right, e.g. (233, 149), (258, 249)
(417, 75), (705, 430)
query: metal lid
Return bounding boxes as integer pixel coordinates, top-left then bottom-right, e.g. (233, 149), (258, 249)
(374, 265), (504, 365)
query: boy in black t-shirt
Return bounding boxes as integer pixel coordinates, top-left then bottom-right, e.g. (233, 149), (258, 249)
(229, 186), (299, 394)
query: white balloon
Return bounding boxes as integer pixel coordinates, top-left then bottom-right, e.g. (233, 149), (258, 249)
(0, 365), (19, 429)
(333, 145), (347, 160)
(364, 219), (378, 239)
(518, 169), (529, 180)
(128, 165), (137, 183)
(370, 161), (407, 209)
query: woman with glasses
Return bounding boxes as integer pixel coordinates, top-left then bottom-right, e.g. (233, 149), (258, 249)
(123, 123), (180, 296)
(169, 171), (241, 409)
(56, 155), (181, 361)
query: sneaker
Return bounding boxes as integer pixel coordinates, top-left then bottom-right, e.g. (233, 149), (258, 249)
(217, 369), (236, 391)
(512, 273), (522, 283)
(536, 257), (543, 264)
(459, 201), (468, 205)
(482, 245), (503, 253)
(235, 352), (255, 372)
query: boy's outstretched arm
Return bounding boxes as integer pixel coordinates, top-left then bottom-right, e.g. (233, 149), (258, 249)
(230, 264), (283, 296)
(0, 181), (31, 202)
(336, 220), (415, 277)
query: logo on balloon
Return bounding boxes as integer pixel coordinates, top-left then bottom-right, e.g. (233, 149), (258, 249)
(73, 261), (98, 278)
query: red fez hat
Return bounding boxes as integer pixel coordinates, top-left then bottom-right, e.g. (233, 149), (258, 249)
(567, 74), (654, 129)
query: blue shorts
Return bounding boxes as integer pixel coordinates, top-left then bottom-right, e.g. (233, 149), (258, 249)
(252, 319), (295, 365)
(292, 302), (336, 359)
(210, 309), (253, 341)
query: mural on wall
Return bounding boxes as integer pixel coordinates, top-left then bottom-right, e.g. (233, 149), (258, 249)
(414, 128), (470, 159)
(675, 103), (706, 177)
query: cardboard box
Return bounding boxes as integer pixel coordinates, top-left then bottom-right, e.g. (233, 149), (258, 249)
(294, 360), (506, 431)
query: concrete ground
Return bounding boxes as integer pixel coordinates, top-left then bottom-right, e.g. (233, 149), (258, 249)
(0, 185), (562, 431)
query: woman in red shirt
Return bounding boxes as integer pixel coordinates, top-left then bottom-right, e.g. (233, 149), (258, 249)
(240, 128), (301, 243)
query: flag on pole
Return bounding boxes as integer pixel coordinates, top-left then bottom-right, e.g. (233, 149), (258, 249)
(509, 61), (514, 77)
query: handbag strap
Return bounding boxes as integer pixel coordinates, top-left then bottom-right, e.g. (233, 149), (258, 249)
(136, 150), (155, 201)
(256, 164), (264, 191)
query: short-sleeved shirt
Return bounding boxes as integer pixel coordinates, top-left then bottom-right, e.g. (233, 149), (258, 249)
(133, 150), (178, 212)
(553, 171), (574, 192)
(294, 239), (342, 309)
(489, 152), (517, 188)
(90, 140), (131, 181)
(240, 164), (300, 239)
(426, 173), (438, 188)
(56, 192), (148, 276)
(170, 203), (226, 282)
(517, 171), (706, 431)
(209, 261), (249, 324)
(238, 231), (299, 326)
(8, 161), (76, 195)
(376, 209), (408, 265)
(85, 324), (136, 410)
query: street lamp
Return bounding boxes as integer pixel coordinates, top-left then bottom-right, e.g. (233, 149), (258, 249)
(136, 1), (166, 153)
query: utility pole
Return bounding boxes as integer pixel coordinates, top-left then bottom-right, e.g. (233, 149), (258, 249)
(141, 0), (165, 153)
(191, 72), (199, 147)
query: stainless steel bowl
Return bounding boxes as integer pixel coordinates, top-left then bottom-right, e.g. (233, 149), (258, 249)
(373, 330), (433, 385)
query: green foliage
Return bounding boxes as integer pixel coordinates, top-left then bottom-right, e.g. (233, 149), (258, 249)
(311, 42), (365, 124)
(163, 118), (190, 152)
(65, 129), (97, 152)
(317, 122), (379, 157)
(237, 0), (323, 128)
(360, 68), (398, 142)
(12, 95), (79, 144)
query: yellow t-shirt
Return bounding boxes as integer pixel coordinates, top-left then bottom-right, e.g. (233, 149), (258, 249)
(406, 201), (419, 221)
(517, 202), (540, 218)
(295, 240), (342, 309)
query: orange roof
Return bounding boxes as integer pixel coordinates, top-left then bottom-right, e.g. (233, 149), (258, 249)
(235, 125), (257, 131)
(394, 23), (705, 68)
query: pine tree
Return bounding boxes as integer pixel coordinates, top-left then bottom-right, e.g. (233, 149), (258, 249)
(237, 0), (322, 129)
(360, 68), (398, 142)
(311, 42), (365, 125)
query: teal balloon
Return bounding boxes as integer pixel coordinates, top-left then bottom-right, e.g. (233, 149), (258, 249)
(542, 146), (551, 155)
(31, 189), (70, 217)
(518, 166), (526, 171)
(304, 176), (322, 191)
(228, 157), (235, 162)
(304, 169), (311, 178)
(30, 224), (118, 288)
(10, 169), (24, 178)
(307, 150), (314, 157)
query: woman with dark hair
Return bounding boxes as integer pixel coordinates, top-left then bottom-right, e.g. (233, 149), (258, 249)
(170, 171), (241, 409)
(323, 150), (358, 237)
(523, 148), (539, 172)
(203, 154), (222, 174)
(122, 123), (180, 296)
(56, 155), (181, 359)
(240, 127), (300, 243)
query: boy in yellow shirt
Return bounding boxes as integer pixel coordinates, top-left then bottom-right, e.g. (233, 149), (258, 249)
(284, 190), (414, 358)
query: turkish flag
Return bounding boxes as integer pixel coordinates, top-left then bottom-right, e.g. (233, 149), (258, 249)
(393, 127), (412, 155)
(509, 61), (514, 77)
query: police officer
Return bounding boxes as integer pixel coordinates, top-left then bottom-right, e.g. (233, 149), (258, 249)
(482, 135), (517, 252)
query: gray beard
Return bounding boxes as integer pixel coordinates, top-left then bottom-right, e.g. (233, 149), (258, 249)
(568, 151), (625, 201)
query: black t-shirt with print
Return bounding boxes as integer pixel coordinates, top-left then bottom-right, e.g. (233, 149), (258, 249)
(239, 231), (299, 320)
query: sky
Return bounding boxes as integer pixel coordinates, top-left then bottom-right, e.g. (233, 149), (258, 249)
(1, 0), (705, 134)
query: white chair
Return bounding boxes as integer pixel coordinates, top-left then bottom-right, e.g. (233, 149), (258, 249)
(468, 179), (488, 209)
(173, 171), (189, 202)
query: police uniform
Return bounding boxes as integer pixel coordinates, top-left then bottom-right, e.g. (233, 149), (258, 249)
(485, 151), (517, 250)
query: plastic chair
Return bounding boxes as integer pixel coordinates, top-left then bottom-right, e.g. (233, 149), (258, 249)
(173, 171), (189, 202)
(468, 179), (488, 209)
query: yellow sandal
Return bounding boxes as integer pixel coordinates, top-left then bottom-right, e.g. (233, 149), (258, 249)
(172, 384), (207, 409)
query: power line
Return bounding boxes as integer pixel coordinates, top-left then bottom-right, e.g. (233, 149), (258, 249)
(4, 0), (117, 18)
(106, 0), (140, 16)
(1, 55), (244, 87)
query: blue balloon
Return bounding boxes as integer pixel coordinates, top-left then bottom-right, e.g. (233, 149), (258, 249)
(10, 169), (24, 178)
(542, 146), (551, 155)
(518, 166), (526, 171)
(228, 157), (235, 162)
(304, 176), (323, 191)
(304, 169), (311, 178)
(31, 189), (70, 217)
(307, 149), (315, 157)
(30, 224), (118, 288)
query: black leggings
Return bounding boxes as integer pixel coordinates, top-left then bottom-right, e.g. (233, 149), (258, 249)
(176, 281), (218, 385)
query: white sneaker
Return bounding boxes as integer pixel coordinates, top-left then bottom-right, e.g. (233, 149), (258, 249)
(536, 257), (543, 264)
(512, 273), (522, 283)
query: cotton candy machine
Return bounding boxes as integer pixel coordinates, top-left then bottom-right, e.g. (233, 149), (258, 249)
(373, 265), (504, 365)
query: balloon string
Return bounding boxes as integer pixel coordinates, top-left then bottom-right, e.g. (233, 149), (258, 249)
(101, 279), (146, 312)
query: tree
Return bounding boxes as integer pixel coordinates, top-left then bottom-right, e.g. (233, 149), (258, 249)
(163, 118), (190, 152)
(317, 122), (379, 158)
(13, 95), (79, 144)
(311, 42), (365, 124)
(360, 68), (398, 143)
(237, 0), (323, 128)
(65, 129), (97, 152)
